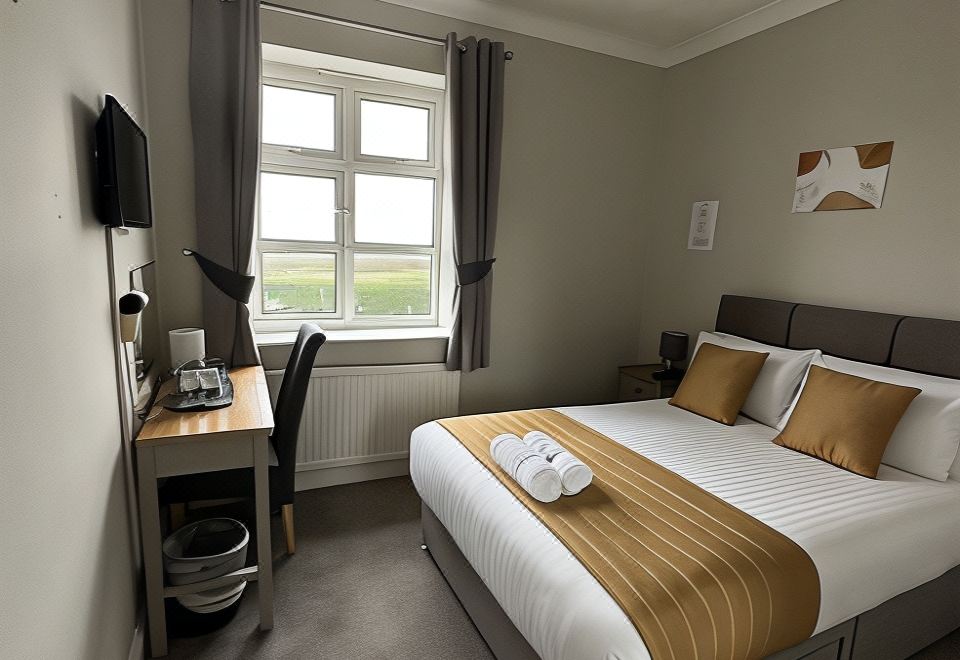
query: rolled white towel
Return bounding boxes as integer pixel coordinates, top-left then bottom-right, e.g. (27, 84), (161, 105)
(522, 431), (593, 496)
(490, 433), (562, 503)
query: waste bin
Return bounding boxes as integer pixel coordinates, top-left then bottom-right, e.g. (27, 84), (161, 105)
(162, 518), (249, 615)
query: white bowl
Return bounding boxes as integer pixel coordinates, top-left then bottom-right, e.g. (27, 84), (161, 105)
(163, 518), (248, 582)
(176, 579), (246, 608)
(166, 550), (247, 586)
(178, 582), (246, 614)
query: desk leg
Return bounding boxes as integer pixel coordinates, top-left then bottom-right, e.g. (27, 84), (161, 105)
(254, 436), (274, 630)
(136, 447), (167, 657)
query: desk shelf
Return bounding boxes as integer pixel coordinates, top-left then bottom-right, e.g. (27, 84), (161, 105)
(163, 565), (260, 598)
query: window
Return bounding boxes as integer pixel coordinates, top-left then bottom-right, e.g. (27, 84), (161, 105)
(255, 59), (444, 331)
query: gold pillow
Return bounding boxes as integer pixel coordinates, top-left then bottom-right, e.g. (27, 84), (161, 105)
(669, 343), (769, 425)
(773, 365), (921, 478)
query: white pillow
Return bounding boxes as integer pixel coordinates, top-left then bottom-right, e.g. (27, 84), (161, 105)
(820, 356), (960, 482)
(693, 332), (820, 429)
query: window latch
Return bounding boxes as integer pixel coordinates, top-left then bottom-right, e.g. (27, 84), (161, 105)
(334, 208), (351, 215)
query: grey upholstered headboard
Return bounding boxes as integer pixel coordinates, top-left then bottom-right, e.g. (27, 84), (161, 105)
(715, 294), (960, 379)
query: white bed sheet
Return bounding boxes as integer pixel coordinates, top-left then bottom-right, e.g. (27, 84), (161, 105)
(409, 399), (960, 660)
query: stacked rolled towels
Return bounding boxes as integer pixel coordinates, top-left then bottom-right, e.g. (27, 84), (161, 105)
(523, 431), (593, 496)
(489, 431), (594, 503)
(490, 434), (562, 502)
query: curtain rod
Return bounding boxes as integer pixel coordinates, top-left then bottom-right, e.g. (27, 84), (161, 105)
(257, 1), (514, 60)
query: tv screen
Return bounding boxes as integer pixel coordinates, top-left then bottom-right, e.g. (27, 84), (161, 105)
(96, 95), (153, 228)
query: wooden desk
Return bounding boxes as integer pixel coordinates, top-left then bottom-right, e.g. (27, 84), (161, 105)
(135, 366), (275, 657)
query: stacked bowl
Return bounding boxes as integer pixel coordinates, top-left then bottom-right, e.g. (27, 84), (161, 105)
(162, 518), (249, 613)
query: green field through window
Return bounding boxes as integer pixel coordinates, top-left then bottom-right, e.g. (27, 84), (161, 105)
(354, 254), (430, 315)
(263, 253), (430, 316)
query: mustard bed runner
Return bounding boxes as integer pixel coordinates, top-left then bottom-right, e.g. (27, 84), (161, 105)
(438, 409), (820, 660)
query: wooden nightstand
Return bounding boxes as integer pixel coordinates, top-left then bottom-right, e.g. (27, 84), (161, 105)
(618, 364), (683, 402)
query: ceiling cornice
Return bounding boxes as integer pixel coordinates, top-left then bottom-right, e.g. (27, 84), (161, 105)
(376, 0), (842, 68)
(658, 0), (841, 67)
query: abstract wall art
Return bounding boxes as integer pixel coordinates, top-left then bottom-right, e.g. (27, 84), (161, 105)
(793, 141), (893, 212)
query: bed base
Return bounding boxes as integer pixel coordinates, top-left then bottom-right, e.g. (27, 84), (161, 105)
(422, 502), (960, 660)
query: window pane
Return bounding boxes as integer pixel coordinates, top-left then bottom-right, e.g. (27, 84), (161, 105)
(260, 172), (336, 242)
(262, 253), (336, 314)
(354, 173), (434, 245)
(262, 85), (335, 151)
(354, 253), (431, 316)
(360, 99), (429, 161)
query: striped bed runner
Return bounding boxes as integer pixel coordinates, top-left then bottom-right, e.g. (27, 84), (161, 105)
(438, 409), (820, 660)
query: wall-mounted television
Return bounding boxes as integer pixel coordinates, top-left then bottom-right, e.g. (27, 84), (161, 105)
(95, 94), (153, 228)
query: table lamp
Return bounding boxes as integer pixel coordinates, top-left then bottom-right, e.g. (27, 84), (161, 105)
(653, 331), (688, 382)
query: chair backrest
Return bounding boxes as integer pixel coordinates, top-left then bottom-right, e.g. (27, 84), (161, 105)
(270, 323), (326, 504)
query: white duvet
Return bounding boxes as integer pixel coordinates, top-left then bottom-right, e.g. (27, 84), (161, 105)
(409, 399), (960, 660)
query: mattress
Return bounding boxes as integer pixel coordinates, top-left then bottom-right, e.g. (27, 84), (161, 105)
(409, 399), (960, 660)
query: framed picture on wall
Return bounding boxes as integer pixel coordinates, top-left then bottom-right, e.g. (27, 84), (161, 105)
(793, 141), (893, 212)
(688, 201), (719, 250)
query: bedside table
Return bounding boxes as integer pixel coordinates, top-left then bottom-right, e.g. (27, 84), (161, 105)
(618, 364), (682, 402)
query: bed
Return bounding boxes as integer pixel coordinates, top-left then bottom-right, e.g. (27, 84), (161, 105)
(410, 295), (960, 660)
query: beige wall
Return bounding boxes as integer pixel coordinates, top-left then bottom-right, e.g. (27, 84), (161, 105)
(0, 0), (149, 657)
(140, 0), (960, 414)
(640, 0), (960, 361)
(3, 0), (957, 654)
(140, 0), (202, 334)
(142, 0), (665, 413)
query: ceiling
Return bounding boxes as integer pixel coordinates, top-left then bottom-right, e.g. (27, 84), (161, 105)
(378, 0), (842, 67)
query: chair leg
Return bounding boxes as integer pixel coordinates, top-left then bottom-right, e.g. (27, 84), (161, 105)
(169, 503), (186, 530)
(281, 503), (296, 555)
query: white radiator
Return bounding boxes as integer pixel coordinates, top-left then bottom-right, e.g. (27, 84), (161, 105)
(265, 363), (460, 490)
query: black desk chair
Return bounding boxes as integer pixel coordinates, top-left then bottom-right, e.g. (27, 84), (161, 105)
(160, 324), (326, 554)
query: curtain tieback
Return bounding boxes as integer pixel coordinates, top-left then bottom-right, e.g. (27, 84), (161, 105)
(457, 258), (496, 286)
(182, 248), (255, 304)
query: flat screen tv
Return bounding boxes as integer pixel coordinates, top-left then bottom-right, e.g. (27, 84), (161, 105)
(95, 95), (153, 228)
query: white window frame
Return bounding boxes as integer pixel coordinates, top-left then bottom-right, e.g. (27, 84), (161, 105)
(354, 92), (437, 167)
(261, 80), (343, 158)
(255, 61), (445, 333)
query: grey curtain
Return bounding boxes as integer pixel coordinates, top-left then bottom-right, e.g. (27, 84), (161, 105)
(189, 0), (261, 367)
(444, 34), (506, 372)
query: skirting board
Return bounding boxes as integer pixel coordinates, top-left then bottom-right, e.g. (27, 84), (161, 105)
(127, 606), (145, 660)
(295, 453), (409, 490)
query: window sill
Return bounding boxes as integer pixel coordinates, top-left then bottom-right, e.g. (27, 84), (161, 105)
(257, 326), (450, 370)
(256, 325), (451, 347)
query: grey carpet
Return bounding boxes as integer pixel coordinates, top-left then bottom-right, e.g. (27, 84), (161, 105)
(166, 476), (960, 660)
(166, 477), (493, 659)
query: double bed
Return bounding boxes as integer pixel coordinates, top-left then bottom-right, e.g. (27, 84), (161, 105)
(410, 296), (960, 660)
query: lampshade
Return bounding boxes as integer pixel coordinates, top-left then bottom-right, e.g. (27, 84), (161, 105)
(659, 331), (689, 362)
